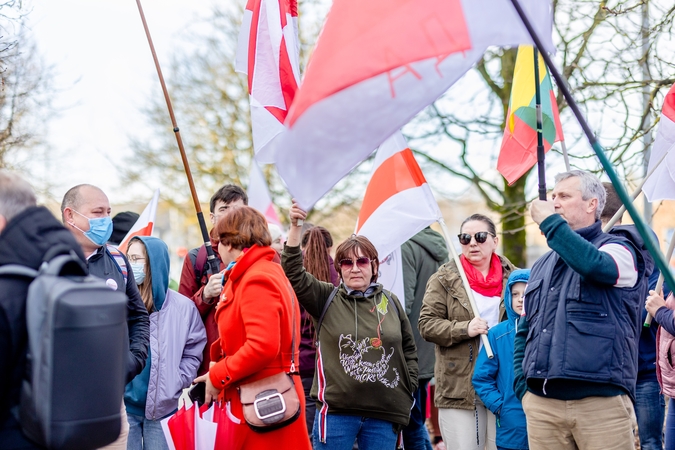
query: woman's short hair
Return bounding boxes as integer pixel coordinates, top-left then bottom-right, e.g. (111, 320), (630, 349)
(460, 214), (497, 236)
(215, 206), (272, 250)
(334, 235), (379, 283)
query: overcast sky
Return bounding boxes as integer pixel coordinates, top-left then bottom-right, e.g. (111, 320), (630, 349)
(26, 1), (213, 204)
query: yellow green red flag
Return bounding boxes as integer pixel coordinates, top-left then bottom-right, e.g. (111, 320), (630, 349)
(498, 45), (564, 185)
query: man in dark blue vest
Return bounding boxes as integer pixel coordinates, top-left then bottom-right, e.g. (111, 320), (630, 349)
(514, 170), (649, 450)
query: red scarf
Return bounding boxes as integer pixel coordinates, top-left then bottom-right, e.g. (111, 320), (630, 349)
(460, 253), (503, 297)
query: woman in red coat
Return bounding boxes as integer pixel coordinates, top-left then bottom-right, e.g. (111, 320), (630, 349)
(193, 206), (311, 449)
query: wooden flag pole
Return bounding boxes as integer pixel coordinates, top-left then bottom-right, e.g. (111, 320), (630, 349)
(509, 0), (675, 294)
(437, 218), (494, 359)
(533, 47), (547, 200)
(135, 0), (220, 278)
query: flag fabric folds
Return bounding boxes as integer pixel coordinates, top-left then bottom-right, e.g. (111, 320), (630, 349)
(497, 45), (564, 185)
(271, 0), (554, 209)
(247, 162), (282, 226)
(643, 83), (675, 201)
(355, 131), (442, 262)
(118, 189), (159, 253)
(236, 0), (300, 163)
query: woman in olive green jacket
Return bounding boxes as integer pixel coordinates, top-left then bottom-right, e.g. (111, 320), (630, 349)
(419, 214), (515, 450)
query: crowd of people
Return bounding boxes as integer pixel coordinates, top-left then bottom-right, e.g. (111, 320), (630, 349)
(0, 168), (672, 450)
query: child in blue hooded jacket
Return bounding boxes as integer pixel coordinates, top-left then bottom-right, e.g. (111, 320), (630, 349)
(472, 269), (530, 450)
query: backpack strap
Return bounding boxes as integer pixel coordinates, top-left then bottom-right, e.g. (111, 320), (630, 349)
(106, 244), (128, 285)
(194, 245), (209, 285)
(315, 287), (339, 346)
(381, 289), (400, 318)
(0, 265), (38, 279)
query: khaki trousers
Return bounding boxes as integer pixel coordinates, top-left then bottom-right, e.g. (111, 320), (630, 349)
(521, 392), (636, 450)
(438, 405), (497, 450)
(98, 403), (129, 450)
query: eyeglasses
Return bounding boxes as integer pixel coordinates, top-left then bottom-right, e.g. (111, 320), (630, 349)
(339, 257), (371, 269)
(457, 231), (495, 245)
(127, 255), (146, 264)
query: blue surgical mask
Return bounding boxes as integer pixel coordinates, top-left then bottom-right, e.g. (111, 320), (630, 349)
(71, 210), (113, 246)
(130, 263), (146, 285)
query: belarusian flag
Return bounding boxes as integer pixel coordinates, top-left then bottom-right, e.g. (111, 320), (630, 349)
(497, 45), (564, 185)
(236, 0), (300, 163)
(118, 189), (159, 253)
(270, 0), (554, 209)
(643, 83), (675, 201)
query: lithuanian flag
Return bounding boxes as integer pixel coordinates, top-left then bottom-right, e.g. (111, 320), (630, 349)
(497, 45), (564, 185)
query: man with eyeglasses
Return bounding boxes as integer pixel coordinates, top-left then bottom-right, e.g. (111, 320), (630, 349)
(62, 184), (149, 450)
(513, 170), (648, 450)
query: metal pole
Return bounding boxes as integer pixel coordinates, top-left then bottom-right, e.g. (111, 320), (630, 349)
(437, 218), (494, 359)
(602, 150), (667, 232)
(560, 140), (571, 171)
(533, 47), (547, 200)
(135, 0), (220, 277)
(508, 0), (675, 294)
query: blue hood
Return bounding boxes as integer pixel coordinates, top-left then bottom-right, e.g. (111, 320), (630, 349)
(137, 236), (170, 311)
(504, 269), (530, 323)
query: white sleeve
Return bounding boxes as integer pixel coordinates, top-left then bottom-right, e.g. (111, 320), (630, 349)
(599, 243), (638, 288)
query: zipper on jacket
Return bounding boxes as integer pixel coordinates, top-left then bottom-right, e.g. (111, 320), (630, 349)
(151, 309), (161, 420)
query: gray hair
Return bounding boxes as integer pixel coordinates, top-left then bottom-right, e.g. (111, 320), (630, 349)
(554, 170), (606, 220)
(0, 170), (37, 222)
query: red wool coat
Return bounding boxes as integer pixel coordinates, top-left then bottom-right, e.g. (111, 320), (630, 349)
(208, 245), (311, 449)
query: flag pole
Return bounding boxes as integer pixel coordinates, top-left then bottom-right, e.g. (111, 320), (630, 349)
(533, 47), (547, 200)
(644, 235), (675, 326)
(561, 140), (571, 171)
(509, 0), (675, 294)
(602, 150), (668, 232)
(135, 0), (220, 277)
(437, 218), (494, 359)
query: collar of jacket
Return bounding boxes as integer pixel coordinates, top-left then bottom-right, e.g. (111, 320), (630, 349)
(575, 219), (603, 241)
(227, 244), (276, 282)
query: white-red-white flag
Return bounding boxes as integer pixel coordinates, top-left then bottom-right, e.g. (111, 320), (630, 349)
(247, 162), (282, 226)
(271, 0), (553, 209)
(643, 84), (675, 201)
(118, 189), (159, 253)
(378, 247), (405, 310)
(355, 131), (442, 260)
(236, 0), (300, 163)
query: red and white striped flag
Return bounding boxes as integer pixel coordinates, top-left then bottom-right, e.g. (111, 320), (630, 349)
(247, 162), (282, 226)
(643, 83), (675, 201)
(236, 0), (300, 163)
(355, 131), (442, 260)
(271, 0), (553, 209)
(118, 189), (159, 254)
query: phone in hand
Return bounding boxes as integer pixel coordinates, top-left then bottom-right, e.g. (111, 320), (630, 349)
(188, 382), (206, 406)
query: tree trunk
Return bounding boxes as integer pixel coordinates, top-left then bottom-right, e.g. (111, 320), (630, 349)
(500, 176), (527, 267)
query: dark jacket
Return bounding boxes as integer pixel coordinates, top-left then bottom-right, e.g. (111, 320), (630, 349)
(0, 206), (85, 448)
(88, 245), (149, 383)
(473, 269), (530, 450)
(514, 217), (651, 402)
(401, 227), (448, 380)
(282, 244), (418, 429)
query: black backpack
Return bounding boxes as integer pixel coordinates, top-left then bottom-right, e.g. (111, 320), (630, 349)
(0, 249), (128, 449)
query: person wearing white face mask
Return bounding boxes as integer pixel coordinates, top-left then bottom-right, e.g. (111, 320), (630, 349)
(124, 236), (205, 450)
(61, 184), (150, 450)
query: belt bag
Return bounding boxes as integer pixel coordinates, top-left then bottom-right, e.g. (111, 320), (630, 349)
(238, 282), (301, 433)
(239, 372), (300, 432)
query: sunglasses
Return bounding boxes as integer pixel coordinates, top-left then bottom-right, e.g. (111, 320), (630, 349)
(457, 231), (495, 245)
(339, 257), (371, 269)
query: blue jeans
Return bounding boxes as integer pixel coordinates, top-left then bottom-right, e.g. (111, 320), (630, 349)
(127, 413), (169, 450)
(666, 397), (675, 450)
(403, 378), (433, 450)
(312, 413), (399, 450)
(634, 379), (665, 450)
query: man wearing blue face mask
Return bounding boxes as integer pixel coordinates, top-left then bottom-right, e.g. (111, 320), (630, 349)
(61, 184), (150, 450)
